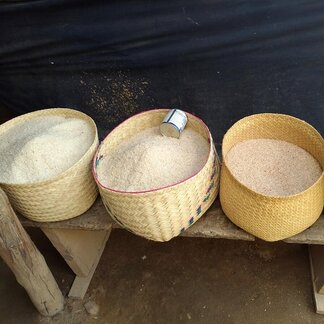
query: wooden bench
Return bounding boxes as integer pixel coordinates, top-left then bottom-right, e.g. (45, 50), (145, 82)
(16, 197), (324, 314)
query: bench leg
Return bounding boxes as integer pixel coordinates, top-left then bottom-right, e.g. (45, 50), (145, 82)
(42, 228), (111, 299)
(309, 245), (324, 314)
(0, 188), (64, 316)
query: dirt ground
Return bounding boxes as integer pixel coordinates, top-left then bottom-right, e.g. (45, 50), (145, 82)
(0, 228), (323, 324)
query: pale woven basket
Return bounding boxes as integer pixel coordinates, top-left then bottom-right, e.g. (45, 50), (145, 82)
(220, 113), (324, 241)
(93, 109), (220, 242)
(0, 108), (99, 222)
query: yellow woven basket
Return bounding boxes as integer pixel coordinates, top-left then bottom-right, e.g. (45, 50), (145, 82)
(0, 108), (99, 222)
(220, 113), (324, 241)
(93, 109), (220, 242)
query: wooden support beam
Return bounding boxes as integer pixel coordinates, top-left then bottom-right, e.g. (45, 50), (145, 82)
(309, 245), (324, 294)
(0, 188), (64, 316)
(309, 245), (324, 314)
(42, 228), (111, 277)
(69, 229), (111, 299)
(42, 227), (111, 299)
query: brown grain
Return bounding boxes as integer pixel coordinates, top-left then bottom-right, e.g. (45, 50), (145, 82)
(226, 139), (322, 196)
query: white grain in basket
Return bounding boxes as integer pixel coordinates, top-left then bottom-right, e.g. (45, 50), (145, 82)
(0, 116), (94, 184)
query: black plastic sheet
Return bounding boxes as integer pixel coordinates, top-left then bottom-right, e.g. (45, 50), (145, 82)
(0, 0), (323, 142)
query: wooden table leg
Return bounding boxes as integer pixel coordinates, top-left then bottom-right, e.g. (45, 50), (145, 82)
(42, 227), (111, 299)
(0, 188), (64, 316)
(309, 245), (324, 314)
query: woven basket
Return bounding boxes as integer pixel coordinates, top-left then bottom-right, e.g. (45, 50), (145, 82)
(0, 108), (99, 222)
(220, 113), (324, 241)
(93, 109), (220, 242)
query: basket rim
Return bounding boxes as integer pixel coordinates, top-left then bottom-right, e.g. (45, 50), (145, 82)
(222, 113), (324, 200)
(0, 108), (98, 188)
(93, 108), (214, 195)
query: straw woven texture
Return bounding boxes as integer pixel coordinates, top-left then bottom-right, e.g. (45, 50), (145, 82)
(0, 108), (99, 222)
(220, 113), (324, 241)
(94, 109), (220, 242)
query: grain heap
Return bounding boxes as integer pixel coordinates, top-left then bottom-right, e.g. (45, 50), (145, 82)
(0, 116), (94, 184)
(226, 139), (322, 196)
(97, 127), (209, 192)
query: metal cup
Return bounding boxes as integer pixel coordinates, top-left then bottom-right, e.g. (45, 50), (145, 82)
(160, 109), (188, 138)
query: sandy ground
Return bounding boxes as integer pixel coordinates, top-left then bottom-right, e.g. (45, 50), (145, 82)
(0, 228), (323, 324)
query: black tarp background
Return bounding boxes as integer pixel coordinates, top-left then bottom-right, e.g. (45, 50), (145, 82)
(0, 0), (323, 143)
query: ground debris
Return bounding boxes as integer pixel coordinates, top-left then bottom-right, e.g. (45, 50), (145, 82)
(84, 300), (100, 316)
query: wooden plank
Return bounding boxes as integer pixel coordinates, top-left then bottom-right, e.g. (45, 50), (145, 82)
(309, 245), (324, 314)
(19, 196), (323, 244)
(42, 228), (111, 277)
(0, 188), (64, 316)
(309, 245), (324, 295)
(19, 198), (113, 231)
(284, 215), (324, 245)
(20, 198), (254, 241)
(312, 290), (324, 315)
(181, 200), (255, 241)
(68, 228), (111, 299)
